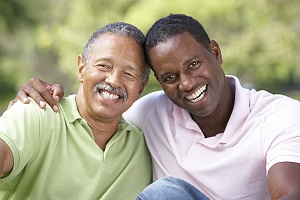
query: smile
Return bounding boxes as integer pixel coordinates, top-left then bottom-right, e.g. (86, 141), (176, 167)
(186, 85), (207, 103)
(100, 90), (120, 100)
(94, 83), (127, 101)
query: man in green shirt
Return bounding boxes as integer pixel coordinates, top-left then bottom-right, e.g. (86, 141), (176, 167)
(0, 22), (152, 199)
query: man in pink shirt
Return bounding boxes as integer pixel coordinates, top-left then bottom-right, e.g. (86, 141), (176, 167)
(9, 14), (300, 199)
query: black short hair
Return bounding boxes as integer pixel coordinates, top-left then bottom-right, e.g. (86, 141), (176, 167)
(145, 14), (211, 68)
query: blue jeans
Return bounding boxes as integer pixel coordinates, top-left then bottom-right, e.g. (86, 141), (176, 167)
(136, 176), (210, 200)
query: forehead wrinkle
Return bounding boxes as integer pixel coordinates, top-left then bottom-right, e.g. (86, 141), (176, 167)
(93, 58), (113, 64)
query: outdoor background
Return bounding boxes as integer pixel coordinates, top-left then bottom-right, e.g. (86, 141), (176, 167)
(1, 0), (300, 115)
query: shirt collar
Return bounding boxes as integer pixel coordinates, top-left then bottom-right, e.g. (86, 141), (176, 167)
(219, 75), (251, 144)
(59, 94), (82, 123)
(60, 94), (134, 132)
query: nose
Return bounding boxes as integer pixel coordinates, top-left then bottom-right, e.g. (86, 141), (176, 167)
(105, 70), (122, 88)
(178, 74), (196, 91)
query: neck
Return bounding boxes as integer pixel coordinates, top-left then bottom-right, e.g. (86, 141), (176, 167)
(87, 119), (119, 151)
(75, 93), (121, 151)
(193, 82), (235, 138)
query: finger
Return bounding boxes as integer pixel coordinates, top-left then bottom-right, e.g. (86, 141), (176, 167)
(7, 98), (19, 109)
(52, 84), (64, 102)
(29, 78), (59, 111)
(17, 80), (47, 109)
(16, 90), (31, 103)
(15, 84), (40, 106)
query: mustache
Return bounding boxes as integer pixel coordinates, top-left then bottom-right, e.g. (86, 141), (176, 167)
(94, 83), (128, 101)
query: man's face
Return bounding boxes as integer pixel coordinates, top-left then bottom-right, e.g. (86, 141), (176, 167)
(149, 32), (226, 118)
(78, 34), (147, 121)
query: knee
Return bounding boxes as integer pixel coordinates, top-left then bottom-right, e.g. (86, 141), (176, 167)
(136, 176), (209, 200)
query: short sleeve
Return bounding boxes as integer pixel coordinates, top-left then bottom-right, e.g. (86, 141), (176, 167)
(0, 100), (42, 178)
(261, 98), (300, 172)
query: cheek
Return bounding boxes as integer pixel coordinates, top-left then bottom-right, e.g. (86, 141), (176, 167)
(212, 67), (225, 85)
(161, 85), (178, 101)
(126, 83), (141, 97)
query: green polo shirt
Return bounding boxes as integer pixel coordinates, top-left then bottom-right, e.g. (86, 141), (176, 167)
(0, 95), (152, 199)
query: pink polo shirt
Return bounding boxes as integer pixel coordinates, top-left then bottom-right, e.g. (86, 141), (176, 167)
(124, 76), (300, 199)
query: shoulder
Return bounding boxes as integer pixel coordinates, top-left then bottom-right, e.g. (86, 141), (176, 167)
(119, 117), (143, 135)
(0, 97), (60, 138)
(126, 91), (168, 115)
(251, 92), (300, 142)
(2, 98), (48, 122)
(139, 90), (168, 104)
(124, 90), (171, 124)
(250, 90), (300, 117)
(131, 90), (170, 112)
(117, 118), (147, 147)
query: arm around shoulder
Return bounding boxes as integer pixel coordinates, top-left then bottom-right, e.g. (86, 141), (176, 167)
(124, 90), (165, 125)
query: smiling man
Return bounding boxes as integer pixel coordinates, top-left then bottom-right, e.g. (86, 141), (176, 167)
(133, 14), (300, 199)
(0, 22), (151, 199)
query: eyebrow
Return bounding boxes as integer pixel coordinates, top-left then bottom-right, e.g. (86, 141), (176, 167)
(158, 55), (207, 82)
(158, 56), (199, 79)
(124, 64), (140, 72)
(158, 66), (178, 81)
(183, 55), (199, 66)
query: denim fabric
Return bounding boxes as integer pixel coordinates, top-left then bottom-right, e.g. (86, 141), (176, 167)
(136, 176), (210, 200)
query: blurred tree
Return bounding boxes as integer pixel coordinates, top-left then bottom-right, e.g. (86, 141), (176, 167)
(0, 0), (299, 115)
(222, 0), (300, 92)
(0, 0), (36, 113)
(124, 0), (300, 93)
(0, 0), (139, 114)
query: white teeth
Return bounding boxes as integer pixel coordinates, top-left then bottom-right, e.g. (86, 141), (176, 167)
(186, 85), (207, 103)
(100, 91), (119, 100)
(190, 91), (205, 103)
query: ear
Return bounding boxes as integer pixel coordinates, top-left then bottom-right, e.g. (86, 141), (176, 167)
(77, 55), (85, 82)
(210, 40), (223, 65)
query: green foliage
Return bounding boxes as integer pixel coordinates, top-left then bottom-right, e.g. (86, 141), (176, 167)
(222, 0), (300, 92)
(1, 0), (300, 115)
(125, 0), (300, 93)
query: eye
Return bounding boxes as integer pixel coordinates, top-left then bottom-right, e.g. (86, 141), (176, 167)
(188, 58), (206, 70)
(123, 71), (140, 81)
(124, 72), (135, 78)
(188, 61), (199, 68)
(94, 64), (110, 71)
(163, 74), (176, 83)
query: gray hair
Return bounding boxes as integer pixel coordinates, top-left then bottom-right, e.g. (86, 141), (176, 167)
(82, 22), (150, 82)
